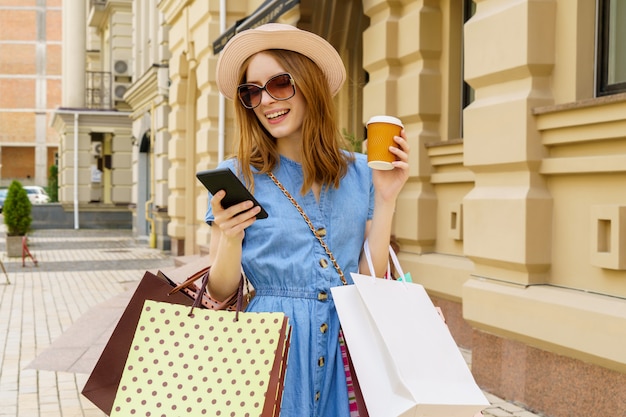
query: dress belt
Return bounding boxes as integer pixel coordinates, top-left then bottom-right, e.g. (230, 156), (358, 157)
(254, 288), (333, 301)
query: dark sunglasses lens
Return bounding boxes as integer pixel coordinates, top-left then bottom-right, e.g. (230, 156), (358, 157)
(237, 74), (295, 108)
(266, 74), (294, 99)
(238, 85), (261, 108)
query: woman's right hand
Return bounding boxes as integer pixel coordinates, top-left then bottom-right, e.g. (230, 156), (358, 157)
(210, 190), (261, 242)
(207, 190), (260, 301)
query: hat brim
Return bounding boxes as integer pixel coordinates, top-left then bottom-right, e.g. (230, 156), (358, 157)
(216, 23), (346, 100)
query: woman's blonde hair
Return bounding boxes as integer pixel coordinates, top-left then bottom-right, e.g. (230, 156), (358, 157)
(233, 49), (353, 195)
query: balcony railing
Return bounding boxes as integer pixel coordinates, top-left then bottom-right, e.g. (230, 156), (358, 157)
(86, 71), (113, 110)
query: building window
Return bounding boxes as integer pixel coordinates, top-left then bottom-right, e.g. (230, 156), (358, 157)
(597, 0), (626, 96)
(460, 0), (476, 138)
(462, 0), (476, 109)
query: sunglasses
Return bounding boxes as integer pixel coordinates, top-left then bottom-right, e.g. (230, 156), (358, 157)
(237, 73), (296, 109)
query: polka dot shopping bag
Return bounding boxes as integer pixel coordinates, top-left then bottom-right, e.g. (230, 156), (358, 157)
(110, 300), (291, 417)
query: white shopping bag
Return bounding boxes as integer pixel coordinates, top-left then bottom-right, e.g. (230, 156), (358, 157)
(331, 250), (489, 417)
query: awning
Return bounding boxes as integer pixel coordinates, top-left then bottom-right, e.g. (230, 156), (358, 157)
(212, 0), (300, 54)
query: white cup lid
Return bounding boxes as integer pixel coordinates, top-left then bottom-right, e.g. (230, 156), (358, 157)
(367, 115), (403, 127)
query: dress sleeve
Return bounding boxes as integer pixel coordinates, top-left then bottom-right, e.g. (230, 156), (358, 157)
(350, 152), (374, 221)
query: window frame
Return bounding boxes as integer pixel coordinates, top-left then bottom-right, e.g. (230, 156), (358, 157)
(462, 0), (476, 109)
(596, 0), (626, 96)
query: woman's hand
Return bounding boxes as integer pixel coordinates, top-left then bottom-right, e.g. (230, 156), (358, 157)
(371, 129), (410, 203)
(207, 191), (260, 301)
(210, 190), (261, 242)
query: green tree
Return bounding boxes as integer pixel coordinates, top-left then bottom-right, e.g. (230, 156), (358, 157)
(3, 180), (32, 236)
(47, 164), (59, 202)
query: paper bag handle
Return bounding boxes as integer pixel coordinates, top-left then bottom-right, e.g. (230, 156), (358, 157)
(363, 239), (406, 281)
(167, 266), (211, 295)
(187, 269), (246, 320)
(167, 263), (246, 319)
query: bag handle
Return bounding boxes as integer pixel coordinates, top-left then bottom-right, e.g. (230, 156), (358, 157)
(268, 172), (348, 285)
(189, 269), (246, 319)
(363, 239), (406, 281)
(366, 241), (445, 322)
(169, 264), (245, 320)
(167, 266), (210, 295)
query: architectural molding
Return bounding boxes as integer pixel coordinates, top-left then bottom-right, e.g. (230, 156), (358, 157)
(157, 0), (192, 25)
(464, 278), (626, 374)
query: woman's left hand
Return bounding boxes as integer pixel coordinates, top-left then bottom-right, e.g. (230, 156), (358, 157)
(371, 129), (410, 202)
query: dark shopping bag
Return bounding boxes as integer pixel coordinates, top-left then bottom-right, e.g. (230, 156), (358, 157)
(82, 260), (241, 415)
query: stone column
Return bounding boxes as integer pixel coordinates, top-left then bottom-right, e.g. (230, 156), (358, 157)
(462, 0), (556, 286)
(35, 2), (48, 185)
(61, 0), (85, 108)
(362, 0), (440, 253)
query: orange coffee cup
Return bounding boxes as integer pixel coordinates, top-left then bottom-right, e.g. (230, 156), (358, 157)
(366, 115), (403, 170)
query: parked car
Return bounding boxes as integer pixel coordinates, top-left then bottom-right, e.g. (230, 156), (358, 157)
(0, 188), (7, 212)
(24, 185), (51, 204)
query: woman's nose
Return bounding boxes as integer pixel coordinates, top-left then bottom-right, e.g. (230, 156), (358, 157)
(260, 89), (276, 105)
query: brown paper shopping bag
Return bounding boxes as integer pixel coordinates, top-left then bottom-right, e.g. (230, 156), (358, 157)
(82, 263), (243, 415)
(82, 271), (197, 415)
(331, 259), (489, 417)
(110, 300), (291, 417)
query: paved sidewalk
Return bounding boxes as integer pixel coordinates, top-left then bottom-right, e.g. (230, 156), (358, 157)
(0, 228), (543, 417)
(0, 228), (175, 417)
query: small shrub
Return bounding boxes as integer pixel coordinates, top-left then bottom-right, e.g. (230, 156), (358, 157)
(342, 128), (365, 153)
(47, 164), (59, 202)
(3, 180), (32, 236)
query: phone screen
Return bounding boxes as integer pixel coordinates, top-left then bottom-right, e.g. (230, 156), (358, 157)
(196, 168), (268, 219)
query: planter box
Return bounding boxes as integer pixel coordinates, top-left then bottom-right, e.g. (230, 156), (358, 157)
(6, 235), (23, 257)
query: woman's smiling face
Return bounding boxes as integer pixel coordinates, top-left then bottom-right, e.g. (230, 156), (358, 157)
(245, 52), (307, 143)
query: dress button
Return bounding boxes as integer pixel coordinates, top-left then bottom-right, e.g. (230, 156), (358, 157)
(319, 258), (329, 268)
(318, 357), (325, 367)
(317, 291), (328, 301)
(316, 227), (327, 238)
(320, 323), (328, 333)
(315, 391), (320, 401)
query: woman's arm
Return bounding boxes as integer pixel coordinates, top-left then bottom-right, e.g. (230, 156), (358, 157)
(207, 190), (260, 301)
(359, 130), (410, 277)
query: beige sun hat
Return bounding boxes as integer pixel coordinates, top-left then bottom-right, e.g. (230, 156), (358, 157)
(215, 23), (346, 100)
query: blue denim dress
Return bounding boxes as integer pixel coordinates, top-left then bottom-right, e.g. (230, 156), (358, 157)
(205, 153), (374, 417)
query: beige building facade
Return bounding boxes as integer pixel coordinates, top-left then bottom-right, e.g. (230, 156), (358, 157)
(54, 1), (626, 416)
(156, 1), (626, 415)
(52, 0), (136, 228)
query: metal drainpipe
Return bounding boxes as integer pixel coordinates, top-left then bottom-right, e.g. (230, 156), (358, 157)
(218, 0), (226, 163)
(184, 7), (198, 255)
(145, 101), (157, 248)
(73, 112), (79, 229)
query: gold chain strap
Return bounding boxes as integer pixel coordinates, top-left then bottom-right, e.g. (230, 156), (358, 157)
(267, 172), (348, 285)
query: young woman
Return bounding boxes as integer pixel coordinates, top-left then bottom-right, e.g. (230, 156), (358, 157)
(206, 23), (409, 417)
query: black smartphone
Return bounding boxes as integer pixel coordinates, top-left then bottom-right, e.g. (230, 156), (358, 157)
(196, 168), (268, 219)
